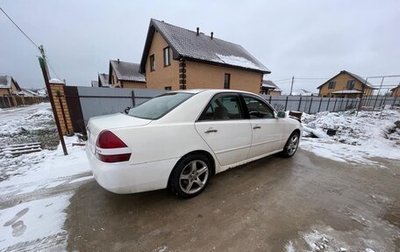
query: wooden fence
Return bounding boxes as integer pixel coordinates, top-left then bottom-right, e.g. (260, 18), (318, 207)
(0, 95), (47, 109)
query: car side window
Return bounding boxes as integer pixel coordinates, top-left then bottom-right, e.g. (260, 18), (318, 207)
(243, 96), (275, 119)
(199, 94), (243, 121)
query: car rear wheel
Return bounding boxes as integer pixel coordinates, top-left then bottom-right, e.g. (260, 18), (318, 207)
(282, 132), (300, 158)
(169, 154), (211, 198)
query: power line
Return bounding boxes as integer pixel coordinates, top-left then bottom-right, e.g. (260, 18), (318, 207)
(46, 57), (61, 80)
(1, 6), (62, 80)
(273, 78), (292, 83)
(0, 7), (39, 49)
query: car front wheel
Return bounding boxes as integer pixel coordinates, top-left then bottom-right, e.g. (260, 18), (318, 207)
(169, 154), (211, 198)
(282, 132), (300, 158)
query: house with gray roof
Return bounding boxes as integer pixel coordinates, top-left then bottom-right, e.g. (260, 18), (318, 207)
(317, 70), (376, 98)
(0, 75), (21, 96)
(261, 80), (282, 96)
(139, 19), (270, 93)
(109, 59), (146, 89)
(93, 73), (111, 88)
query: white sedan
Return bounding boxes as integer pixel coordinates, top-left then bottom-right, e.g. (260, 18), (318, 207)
(86, 89), (302, 198)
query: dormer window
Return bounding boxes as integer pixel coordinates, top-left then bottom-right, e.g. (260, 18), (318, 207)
(163, 47), (171, 66)
(150, 54), (155, 72)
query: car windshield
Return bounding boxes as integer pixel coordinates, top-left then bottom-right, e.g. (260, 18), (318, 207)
(127, 92), (193, 120)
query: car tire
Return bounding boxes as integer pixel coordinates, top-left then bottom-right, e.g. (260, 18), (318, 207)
(281, 132), (300, 158)
(169, 154), (212, 198)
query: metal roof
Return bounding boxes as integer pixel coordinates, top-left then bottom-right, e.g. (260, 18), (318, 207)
(317, 70), (375, 89)
(140, 19), (270, 74)
(0, 75), (21, 90)
(109, 60), (146, 83)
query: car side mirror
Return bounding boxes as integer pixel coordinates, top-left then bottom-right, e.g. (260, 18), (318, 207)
(277, 111), (286, 118)
(124, 106), (131, 114)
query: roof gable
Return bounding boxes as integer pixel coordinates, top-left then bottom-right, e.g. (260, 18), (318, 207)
(262, 80), (281, 91)
(317, 70), (375, 89)
(140, 19), (270, 74)
(0, 75), (21, 91)
(109, 60), (146, 83)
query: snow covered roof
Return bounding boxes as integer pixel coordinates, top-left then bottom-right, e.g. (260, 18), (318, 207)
(292, 89), (315, 96)
(98, 73), (110, 87)
(140, 19), (270, 74)
(91, 80), (99, 87)
(331, 89), (363, 94)
(262, 80), (281, 91)
(109, 60), (146, 83)
(0, 75), (21, 91)
(49, 78), (64, 84)
(390, 85), (400, 92)
(317, 70), (375, 89)
(19, 89), (40, 97)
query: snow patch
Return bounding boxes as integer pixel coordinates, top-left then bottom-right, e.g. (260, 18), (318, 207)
(0, 193), (72, 250)
(215, 54), (263, 71)
(300, 109), (400, 164)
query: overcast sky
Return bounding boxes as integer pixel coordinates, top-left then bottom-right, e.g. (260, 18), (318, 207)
(1, 0), (399, 93)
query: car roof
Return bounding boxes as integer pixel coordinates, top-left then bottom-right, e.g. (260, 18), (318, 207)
(174, 89), (257, 96)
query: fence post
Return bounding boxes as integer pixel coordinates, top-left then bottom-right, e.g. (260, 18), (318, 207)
(326, 98), (330, 111)
(308, 95), (313, 113)
(373, 77), (385, 110)
(333, 98), (337, 112)
(339, 97), (344, 111)
(317, 97), (323, 112)
(131, 90), (136, 107)
(345, 98), (349, 110)
(297, 96), (302, 111)
(284, 96), (288, 111)
(269, 96), (272, 104)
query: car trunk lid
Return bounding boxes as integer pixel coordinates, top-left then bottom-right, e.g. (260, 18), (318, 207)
(86, 113), (151, 153)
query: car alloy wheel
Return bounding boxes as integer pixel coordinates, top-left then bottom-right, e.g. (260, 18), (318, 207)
(179, 160), (209, 194)
(169, 154), (212, 198)
(282, 132), (300, 157)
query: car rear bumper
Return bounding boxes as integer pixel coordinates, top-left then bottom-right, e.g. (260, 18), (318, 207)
(86, 147), (179, 194)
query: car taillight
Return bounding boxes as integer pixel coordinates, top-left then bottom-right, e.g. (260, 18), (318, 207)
(95, 130), (131, 163)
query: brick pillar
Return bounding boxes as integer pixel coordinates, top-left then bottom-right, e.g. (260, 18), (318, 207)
(49, 83), (74, 135)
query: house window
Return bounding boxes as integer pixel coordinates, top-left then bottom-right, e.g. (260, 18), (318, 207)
(347, 80), (355, 90)
(164, 86), (172, 90)
(163, 47), (171, 66)
(328, 81), (336, 89)
(224, 73), (231, 89)
(150, 54), (155, 72)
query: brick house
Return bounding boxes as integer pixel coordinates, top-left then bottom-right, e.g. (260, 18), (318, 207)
(108, 59), (146, 89)
(139, 19), (270, 93)
(261, 80), (282, 96)
(317, 70), (375, 98)
(391, 85), (400, 97)
(0, 75), (21, 96)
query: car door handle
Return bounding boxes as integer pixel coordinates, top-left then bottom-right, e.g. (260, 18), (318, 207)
(204, 129), (218, 133)
(253, 126), (261, 130)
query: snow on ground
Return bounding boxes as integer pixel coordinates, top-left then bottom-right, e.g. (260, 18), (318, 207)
(300, 109), (400, 165)
(0, 193), (72, 251)
(0, 136), (91, 197)
(0, 103), (92, 251)
(285, 223), (397, 252)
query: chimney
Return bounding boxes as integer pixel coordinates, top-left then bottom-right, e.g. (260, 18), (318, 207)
(211, 32), (214, 39)
(196, 27), (199, 36)
(117, 58), (120, 63)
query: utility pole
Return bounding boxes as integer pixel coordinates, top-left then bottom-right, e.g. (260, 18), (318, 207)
(38, 45), (68, 155)
(289, 76), (294, 96)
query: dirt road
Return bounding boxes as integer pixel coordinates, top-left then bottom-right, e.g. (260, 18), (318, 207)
(66, 149), (400, 251)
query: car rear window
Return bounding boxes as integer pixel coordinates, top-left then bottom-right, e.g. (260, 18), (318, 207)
(127, 92), (193, 120)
